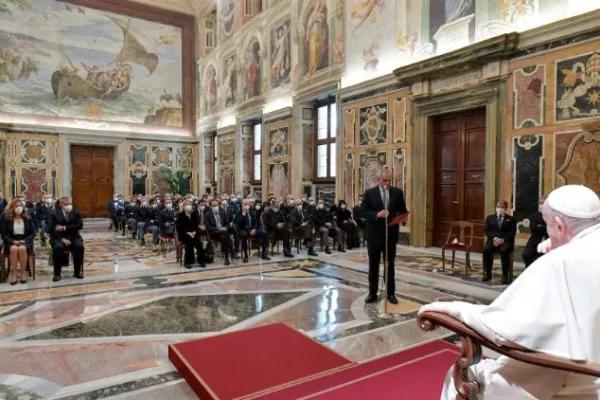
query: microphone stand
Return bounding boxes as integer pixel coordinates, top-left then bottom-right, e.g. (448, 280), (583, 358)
(378, 188), (392, 318)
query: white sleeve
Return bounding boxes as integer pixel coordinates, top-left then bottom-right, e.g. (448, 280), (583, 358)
(446, 301), (507, 345)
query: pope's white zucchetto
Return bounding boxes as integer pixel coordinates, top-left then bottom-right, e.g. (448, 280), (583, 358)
(547, 185), (600, 219)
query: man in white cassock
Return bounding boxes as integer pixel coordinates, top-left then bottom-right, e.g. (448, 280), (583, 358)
(420, 184), (600, 399)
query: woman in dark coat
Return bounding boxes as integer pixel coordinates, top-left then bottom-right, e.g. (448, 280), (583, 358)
(3, 199), (35, 284)
(335, 200), (358, 250)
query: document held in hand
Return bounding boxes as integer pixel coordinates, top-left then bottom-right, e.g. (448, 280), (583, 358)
(388, 212), (409, 227)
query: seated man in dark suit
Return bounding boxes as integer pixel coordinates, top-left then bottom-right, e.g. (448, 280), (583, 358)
(289, 199), (318, 256)
(206, 199), (233, 265)
(522, 196), (548, 268)
(47, 197), (84, 282)
(264, 198), (294, 258)
(235, 199), (270, 262)
(482, 199), (517, 284)
(312, 199), (336, 254)
(134, 198), (159, 246)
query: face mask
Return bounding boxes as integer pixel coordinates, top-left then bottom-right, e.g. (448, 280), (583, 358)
(199, 205), (206, 210)
(137, 197), (142, 201)
(221, 201), (227, 207)
(46, 198), (53, 204)
(301, 198), (306, 202)
(297, 205), (303, 210)
(151, 204), (157, 208)
(255, 205), (261, 210)
(341, 204), (346, 210)
(358, 201), (362, 206)
(156, 200), (161, 204)
(15, 206), (23, 215)
(318, 204), (324, 209)
(184, 205), (192, 212)
(496, 207), (505, 216)
(166, 203), (173, 209)
(142, 202), (148, 207)
(64, 205), (73, 212)
(212, 207), (220, 213)
(232, 198), (238, 203)
(538, 205), (543, 212)
(309, 201), (315, 206)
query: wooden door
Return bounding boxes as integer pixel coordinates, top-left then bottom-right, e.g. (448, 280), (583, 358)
(71, 145), (114, 218)
(433, 109), (486, 252)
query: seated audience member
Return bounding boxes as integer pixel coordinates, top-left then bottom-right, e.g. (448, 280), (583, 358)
(2, 199), (35, 285)
(264, 198), (294, 258)
(522, 196), (548, 268)
(253, 200), (264, 222)
(48, 197), (84, 282)
(336, 200), (357, 251)
(312, 199), (337, 254)
(176, 199), (205, 269)
(158, 199), (177, 236)
(482, 200), (516, 284)
(135, 197), (159, 246)
(206, 199), (233, 265)
(108, 193), (126, 233)
(353, 196), (366, 245)
(0, 192), (7, 215)
(236, 200), (270, 262)
(125, 196), (138, 238)
(35, 194), (54, 246)
(289, 199), (318, 256)
(420, 184), (600, 399)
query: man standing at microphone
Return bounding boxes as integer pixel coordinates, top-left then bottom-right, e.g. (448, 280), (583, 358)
(360, 168), (408, 305)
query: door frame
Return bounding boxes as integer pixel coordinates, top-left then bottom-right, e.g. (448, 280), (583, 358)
(410, 80), (508, 247)
(61, 134), (126, 199)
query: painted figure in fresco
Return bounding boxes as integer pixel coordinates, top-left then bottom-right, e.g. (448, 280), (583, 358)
(350, 0), (384, 33)
(444, 0), (474, 23)
(206, 69), (217, 113)
(359, 104), (387, 145)
(306, 1), (328, 75)
(271, 23), (290, 87)
(245, 42), (260, 99)
(557, 53), (600, 120)
(269, 163), (289, 200)
(501, 0), (536, 24)
(269, 128), (288, 157)
(223, 57), (237, 107)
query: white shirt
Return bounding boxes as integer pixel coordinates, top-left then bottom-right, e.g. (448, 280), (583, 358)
(13, 219), (24, 235)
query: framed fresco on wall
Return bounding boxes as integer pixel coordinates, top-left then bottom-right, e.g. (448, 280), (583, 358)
(0, 0), (196, 134)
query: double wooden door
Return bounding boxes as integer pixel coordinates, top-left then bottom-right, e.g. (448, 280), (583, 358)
(433, 109), (487, 252)
(71, 145), (114, 218)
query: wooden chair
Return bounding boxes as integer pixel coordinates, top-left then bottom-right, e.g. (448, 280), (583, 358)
(418, 311), (600, 400)
(1, 249), (36, 282)
(441, 221), (475, 274)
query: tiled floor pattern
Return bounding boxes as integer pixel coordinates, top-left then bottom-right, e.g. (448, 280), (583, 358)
(0, 227), (504, 399)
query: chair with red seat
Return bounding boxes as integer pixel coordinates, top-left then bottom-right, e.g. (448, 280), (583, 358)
(441, 221), (475, 274)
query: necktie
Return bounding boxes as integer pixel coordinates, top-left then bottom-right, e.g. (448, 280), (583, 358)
(382, 189), (388, 210)
(497, 216), (503, 228)
(300, 209), (304, 222)
(248, 214), (252, 229)
(215, 213), (221, 228)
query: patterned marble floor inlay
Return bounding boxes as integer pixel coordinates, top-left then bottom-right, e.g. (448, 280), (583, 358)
(0, 220), (506, 399)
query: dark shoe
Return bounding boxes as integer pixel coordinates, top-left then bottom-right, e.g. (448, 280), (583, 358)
(481, 275), (492, 282)
(337, 246), (346, 253)
(308, 249), (318, 256)
(140, 240), (146, 246)
(199, 263), (206, 268)
(184, 264), (193, 269)
(283, 251), (294, 258)
(53, 275), (61, 282)
(224, 257), (230, 266)
(75, 273), (84, 279)
(261, 253), (271, 261)
(387, 294), (398, 305)
(325, 247), (331, 255)
(365, 293), (378, 304)
(20, 280), (27, 284)
(243, 253), (248, 263)
(10, 281), (17, 286)
(501, 277), (509, 285)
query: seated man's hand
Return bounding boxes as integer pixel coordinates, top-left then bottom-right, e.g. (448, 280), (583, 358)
(276, 223), (284, 229)
(493, 237), (504, 246)
(56, 225), (65, 232)
(418, 302), (457, 318)
(61, 238), (71, 246)
(219, 227), (227, 232)
(199, 225), (206, 231)
(186, 232), (195, 238)
(301, 222), (307, 227)
(325, 223), (332, 228)
(250, 229), (256, 236)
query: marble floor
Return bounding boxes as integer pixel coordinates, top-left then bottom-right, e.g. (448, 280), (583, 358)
(0, 221), (507, 399)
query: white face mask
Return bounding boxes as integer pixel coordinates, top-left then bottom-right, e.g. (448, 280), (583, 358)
(496, 207), (506, 216)
(184, 205), (192, 212)
(297, 205), (303, 210)
(46, 198), (53, 204)
(318, 204), (324, 209)
(212, 207), (220, 213)
(166, 203), (173, 209)
(151, 204), (157, 208)
(199, 205), (205, 211)
(221, 201), (227, 207)
(255, 205), (261, 210)
(309, 201), (315, 206)
(142, 202), (148, 207)
(15, 206), (23, 215)
(341, 204), (346, 210)
(64, 205), (73, 212)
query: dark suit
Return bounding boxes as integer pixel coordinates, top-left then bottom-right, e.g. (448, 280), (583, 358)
(360, 186), (408, 297)
(483, 213), (517, 279)
(264, 208), (292, 253)
(288, 207), (314, 249)
(135, 206), (159, 244)
(158, 208), (178, 235)
(235, 211), (267, 256)
(176, 211), (205, 266)
(47, 209), (84, 277)
(206, 209), (233, 256)
(522, 211), (547, 267)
